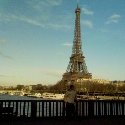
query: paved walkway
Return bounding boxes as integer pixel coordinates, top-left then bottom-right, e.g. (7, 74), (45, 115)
(1, 117), (125, 125)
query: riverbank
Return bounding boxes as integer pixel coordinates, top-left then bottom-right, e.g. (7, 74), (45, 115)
(0, 93), (125, 100)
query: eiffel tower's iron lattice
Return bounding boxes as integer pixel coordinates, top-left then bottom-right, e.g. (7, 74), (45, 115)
(62, 6), (92, 83)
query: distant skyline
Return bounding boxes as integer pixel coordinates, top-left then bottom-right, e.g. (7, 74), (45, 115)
(0, 0), (125, 86)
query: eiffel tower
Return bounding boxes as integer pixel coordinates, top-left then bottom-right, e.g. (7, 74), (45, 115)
(62, 5), (92, 83)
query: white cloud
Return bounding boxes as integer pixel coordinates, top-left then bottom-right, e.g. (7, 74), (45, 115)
(11, 14), (46, 27)
(62, 43), (72, 47)
(82, 7), (94, 15)
(106, 14), (121, 24)
(46, 0), (62, 6)
(110, 14), (121, 19)
(0, 13), (71, 30)
(27, 0), (62, 11)
(16, 16), (45, 28)
(0, 13), (11, 22)
(35, 68), (63, 78)
(47, 23), (71, 30)
(0, 14), (45, 27)
(81, 20), (93, 28)
(0, 51), (13, 60)
(0, 0), (71, 31)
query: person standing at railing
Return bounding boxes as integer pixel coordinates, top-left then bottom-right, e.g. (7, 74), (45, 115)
(64, 84), (77, 118)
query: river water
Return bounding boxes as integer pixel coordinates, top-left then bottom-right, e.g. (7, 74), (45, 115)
(0, 94), (42, 100)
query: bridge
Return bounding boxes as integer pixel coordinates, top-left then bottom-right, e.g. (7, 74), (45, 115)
(0, 99), (125, 125)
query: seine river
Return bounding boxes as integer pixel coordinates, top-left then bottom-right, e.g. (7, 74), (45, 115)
(0, 94), (42, 100)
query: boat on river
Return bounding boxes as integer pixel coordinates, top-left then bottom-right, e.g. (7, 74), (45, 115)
(41, 93), (64, 100)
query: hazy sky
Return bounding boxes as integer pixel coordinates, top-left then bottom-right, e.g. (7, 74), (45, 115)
(0, 0), (125, 86)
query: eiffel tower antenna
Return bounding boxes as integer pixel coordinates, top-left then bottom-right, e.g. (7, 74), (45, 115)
(62, 4), (92, 83)
(77, 0), (79, 7)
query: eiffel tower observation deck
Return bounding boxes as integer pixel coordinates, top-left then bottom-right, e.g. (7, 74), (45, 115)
(62, 5), (92, 83)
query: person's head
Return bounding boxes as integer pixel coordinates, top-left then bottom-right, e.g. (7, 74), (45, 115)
(69, 84), (75, 90)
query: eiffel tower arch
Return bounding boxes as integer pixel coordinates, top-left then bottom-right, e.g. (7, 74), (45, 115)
(62, 5), (92, 84)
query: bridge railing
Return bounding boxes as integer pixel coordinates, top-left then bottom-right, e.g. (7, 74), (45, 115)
(0, 100), (125, 118)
